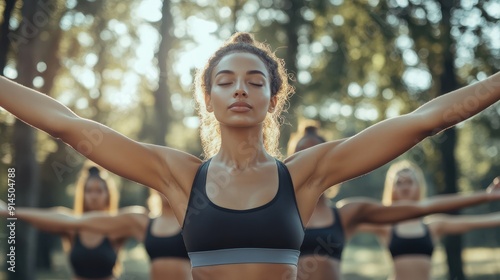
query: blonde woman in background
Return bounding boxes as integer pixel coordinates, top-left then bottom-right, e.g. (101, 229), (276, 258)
(357, 161), (500, 280)
(291, 124), (500, 280)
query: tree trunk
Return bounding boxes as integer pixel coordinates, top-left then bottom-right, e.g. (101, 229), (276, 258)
(280, 0), (304, 155)
(0, 0), (16, 73)
(436, 1), (465, 279)
(8, 0), (50, 278)
(153, 0), (173, 147)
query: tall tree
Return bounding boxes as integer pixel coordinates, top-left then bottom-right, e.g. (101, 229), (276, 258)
(9, 0), (44, 278)
(153, 0), (173, 146)
(279, 0), (305, 154)
(0, 0), (16, 73)
(435, 1), (464, 279)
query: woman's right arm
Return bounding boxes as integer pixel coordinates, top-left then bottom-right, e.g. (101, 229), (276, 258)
(0, 202), (147, 239)
(0, 205), (77, 235)
(0, 77), (200, 192)
(77, 207), (149, 241)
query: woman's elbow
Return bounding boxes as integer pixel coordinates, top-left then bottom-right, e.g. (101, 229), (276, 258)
(408, 110), (450, 137)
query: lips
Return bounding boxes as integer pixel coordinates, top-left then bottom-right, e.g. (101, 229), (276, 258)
(228, 101), (252, 111)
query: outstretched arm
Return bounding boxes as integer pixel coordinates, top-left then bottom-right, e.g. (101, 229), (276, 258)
(0, 202), (147, 239)
(426, 212), (500, 237)
(77, 207), (149, 241)
(297, 73), (500, 193)
(0, 203), (78, 235)
(0, 77), (201, 193)
(343, 176), (500, 226)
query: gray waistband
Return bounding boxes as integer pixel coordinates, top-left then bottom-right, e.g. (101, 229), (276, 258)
(188, 248), (300, 267)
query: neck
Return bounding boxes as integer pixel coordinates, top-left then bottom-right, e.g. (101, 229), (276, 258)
(217, 124), (270, 167)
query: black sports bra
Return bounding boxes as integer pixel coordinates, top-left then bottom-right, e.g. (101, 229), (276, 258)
(144, 218), (189, 260)
(300, 207), (345, 259)
(182, 158), (305, 267)
(69, 233), (117, 279)
(389, 222), (434, 258)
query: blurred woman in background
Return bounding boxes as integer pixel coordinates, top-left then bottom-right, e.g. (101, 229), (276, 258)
(291, 124), (500, 280)
(1, 165), (123, 280)
(358, 161), (500, 280)
(1, 181), (191, 280)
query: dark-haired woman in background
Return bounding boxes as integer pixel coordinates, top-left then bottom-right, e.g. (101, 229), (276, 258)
(291, 125), (500, 280)
(0, 165), (124, 280)
(38, 189), (192, 280)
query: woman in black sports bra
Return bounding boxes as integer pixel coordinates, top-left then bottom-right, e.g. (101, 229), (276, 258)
(1, 188), (191, 280)
(1, 30), (499, 280)
(70, 189), (192, 280)
(358, 161), (500, 280)
(0, 165), (123, 280)
(291, 125), (500, 280)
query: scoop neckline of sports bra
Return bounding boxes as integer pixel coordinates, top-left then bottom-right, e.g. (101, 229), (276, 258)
(203, 158), (281, 213)
(74, 232), (109, 250)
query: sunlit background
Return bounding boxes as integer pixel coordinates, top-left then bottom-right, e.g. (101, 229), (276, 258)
(0, 0), (499, 279)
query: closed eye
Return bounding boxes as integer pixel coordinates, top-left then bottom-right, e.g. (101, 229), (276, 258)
(250, 83), (264, 87)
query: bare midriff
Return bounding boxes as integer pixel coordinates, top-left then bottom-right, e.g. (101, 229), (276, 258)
(150, 258), (192, 280)
(297, 255), (341, 280)
(191, 263), (297, 280)
(391, 256), (432, 280)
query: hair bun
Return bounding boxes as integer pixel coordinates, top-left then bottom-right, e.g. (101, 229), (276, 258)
(88, 166), (100, 176)
(304, 126), (318, 135)
(228, 32), (255, 45)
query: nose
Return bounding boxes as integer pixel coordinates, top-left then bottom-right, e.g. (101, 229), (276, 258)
(233, 89), (248, 98)
(233, 80), (248, 98)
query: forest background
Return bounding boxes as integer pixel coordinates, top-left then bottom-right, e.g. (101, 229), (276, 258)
(0, 0), (499, 279)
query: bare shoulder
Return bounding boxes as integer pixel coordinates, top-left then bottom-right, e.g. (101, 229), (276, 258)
(284, 139), (346, 190)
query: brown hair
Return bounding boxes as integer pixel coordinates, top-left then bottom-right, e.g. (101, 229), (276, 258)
(382, 160), (427, 205)
(73, 164), (118, 215)
(194, 32), (294, 159)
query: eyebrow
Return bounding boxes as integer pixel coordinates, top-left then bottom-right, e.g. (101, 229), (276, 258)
(215, 70), (267, 78)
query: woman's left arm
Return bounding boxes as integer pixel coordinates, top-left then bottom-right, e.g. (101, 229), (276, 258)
(309, 73), (500, 191)
(345, 176), (500, 225)
(427, 212), (500, 237)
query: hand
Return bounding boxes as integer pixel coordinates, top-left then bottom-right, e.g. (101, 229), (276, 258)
(486, 176), (500, 201)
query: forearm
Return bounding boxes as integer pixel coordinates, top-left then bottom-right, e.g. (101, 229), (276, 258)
(420, 191), (490, 214)
(14, 208), (78, 233)
(78, 214), (121, 234)
(432, 212), (500, 235)
(357, 192), (490, 225)
(0, 76), (78, 136)
(414, 72), (500, 131)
